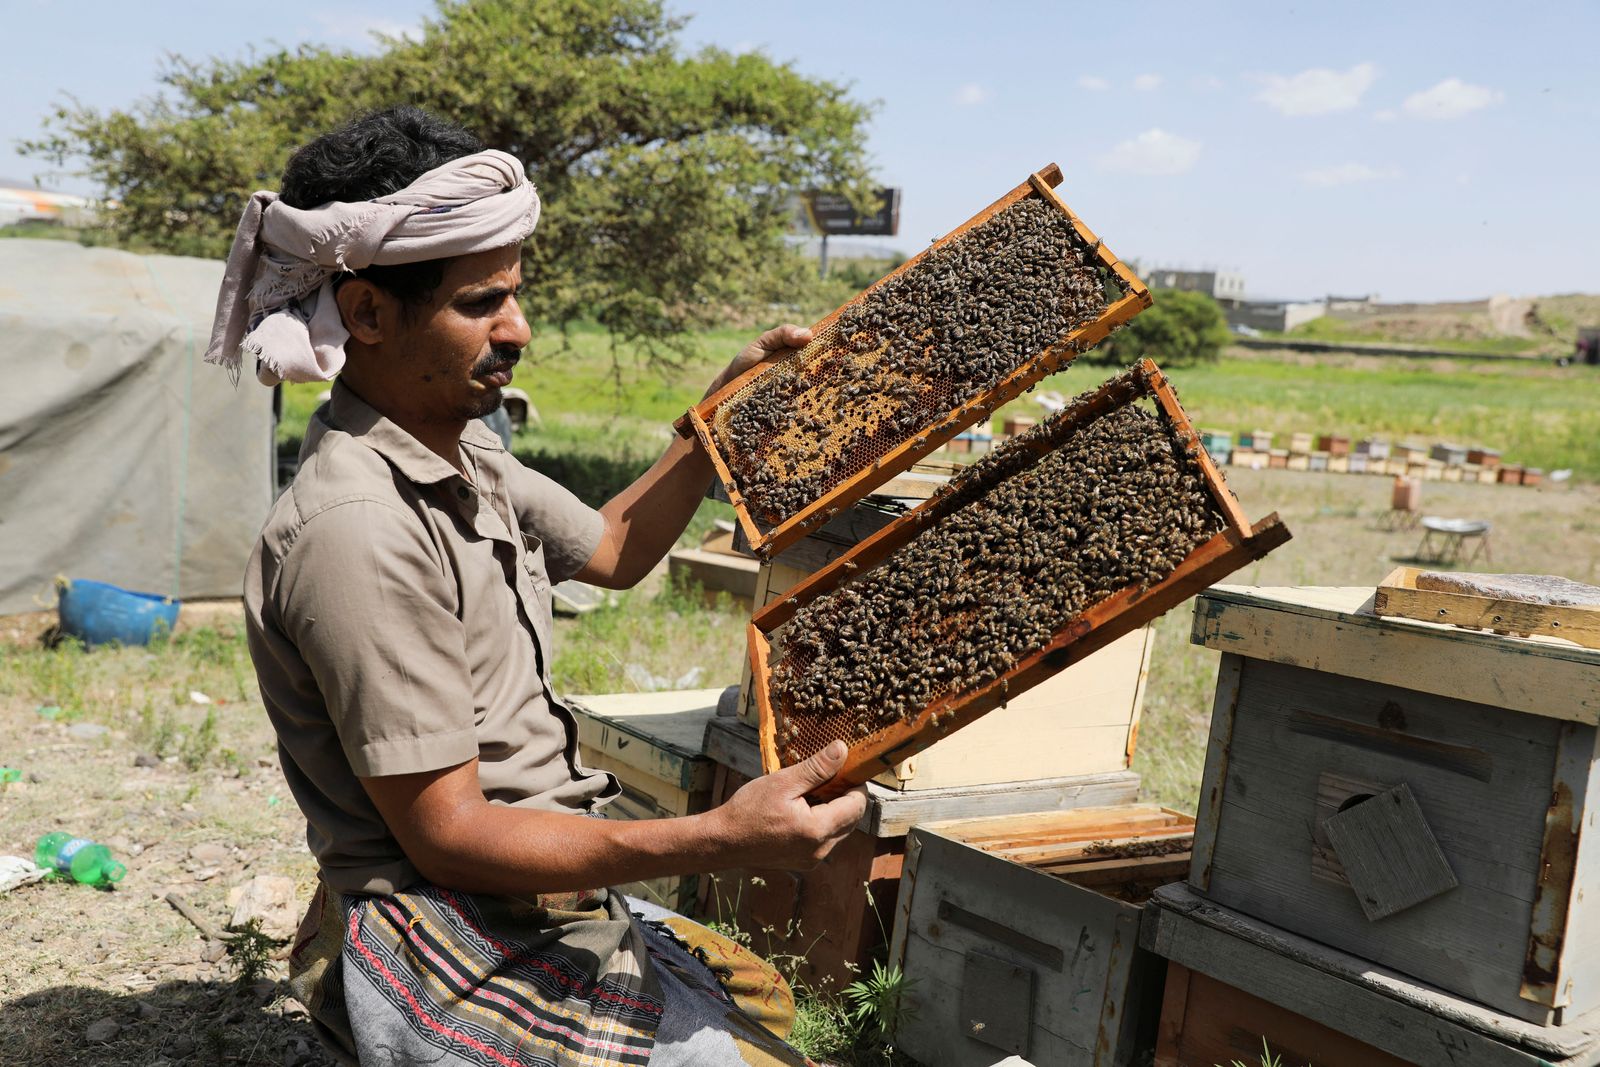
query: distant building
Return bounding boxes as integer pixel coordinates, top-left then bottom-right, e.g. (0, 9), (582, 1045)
(1324, 294), (1380, 313)
(0, 184), (94, 228)
(1227, 300), (1326, 334)
(1146, 268), (1247, 308)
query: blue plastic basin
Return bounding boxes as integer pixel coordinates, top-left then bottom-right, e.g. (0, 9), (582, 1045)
(57, 579), (181, 647)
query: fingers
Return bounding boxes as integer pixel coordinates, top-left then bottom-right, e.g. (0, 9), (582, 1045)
(781, 739), (847, 794)
(749, 324), (812, 359)
(812, 787), (868, 839)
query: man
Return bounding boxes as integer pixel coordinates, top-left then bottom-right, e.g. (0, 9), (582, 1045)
(209, 107), (866, 1067)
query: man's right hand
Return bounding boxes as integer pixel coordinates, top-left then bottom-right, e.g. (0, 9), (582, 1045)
(708, 740), (868, 871)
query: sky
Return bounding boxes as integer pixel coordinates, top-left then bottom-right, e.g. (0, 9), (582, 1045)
(5, 0), (1598, 302)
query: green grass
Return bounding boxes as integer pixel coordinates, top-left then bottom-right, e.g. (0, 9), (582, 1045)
(1268, 314), (1546, 356)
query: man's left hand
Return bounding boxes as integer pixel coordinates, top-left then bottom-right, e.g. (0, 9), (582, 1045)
(703, 324), (811, 399)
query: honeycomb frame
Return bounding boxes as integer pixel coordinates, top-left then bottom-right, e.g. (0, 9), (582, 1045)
(748, 359), (1291, 795)
(675, 164), (1152, 560)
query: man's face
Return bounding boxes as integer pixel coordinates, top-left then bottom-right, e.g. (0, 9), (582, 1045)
(384, 244), (530, 423)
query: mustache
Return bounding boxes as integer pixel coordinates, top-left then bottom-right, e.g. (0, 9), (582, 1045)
(471, 344), (523, 377)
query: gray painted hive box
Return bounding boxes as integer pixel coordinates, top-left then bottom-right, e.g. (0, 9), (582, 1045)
(566, 689), (721, 911)
(1190, 585), (1600, 1026)
(890, 805), (1194, 1066)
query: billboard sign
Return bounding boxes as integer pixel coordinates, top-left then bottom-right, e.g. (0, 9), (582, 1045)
(796, 188), (901, 237)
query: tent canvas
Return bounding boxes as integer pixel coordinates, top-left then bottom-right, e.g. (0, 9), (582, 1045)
(0, 239), (273, 616)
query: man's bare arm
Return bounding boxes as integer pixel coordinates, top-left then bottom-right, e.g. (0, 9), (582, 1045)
(360, 739), (864, 896)
(573, 324), (810, 589)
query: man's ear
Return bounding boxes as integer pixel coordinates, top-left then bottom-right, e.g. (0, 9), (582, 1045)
(336, 279), (387, 344)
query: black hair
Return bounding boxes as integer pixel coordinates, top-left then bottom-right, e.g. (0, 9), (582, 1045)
(279, 106), (484, 309)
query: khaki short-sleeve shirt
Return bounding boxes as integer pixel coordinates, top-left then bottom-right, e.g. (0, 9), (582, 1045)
(244, 381), (617, 895)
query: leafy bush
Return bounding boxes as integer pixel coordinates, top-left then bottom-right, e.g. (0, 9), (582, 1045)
(1093, 289), (1232, 367)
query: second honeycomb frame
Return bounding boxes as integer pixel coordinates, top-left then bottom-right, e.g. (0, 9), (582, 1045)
(675, 164), (1152, 560)
(748, 359), (1291, 795)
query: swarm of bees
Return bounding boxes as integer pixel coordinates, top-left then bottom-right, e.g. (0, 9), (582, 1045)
(718, 197), (1113, 526)
(767, 399), (1225, 763)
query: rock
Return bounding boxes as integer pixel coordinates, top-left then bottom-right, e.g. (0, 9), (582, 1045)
(68, 722), (109, 740)
(134, 753), (162, 769)
(201, 940), (228, 963)
(188, 843), (230, 865)
(85, 1017), (121, 1042)
(229, 875), (301, 939)
(135, 1000), (159, 1020)
(26, 771), (42, 784)
(251, 978), (278, 1002)
(193, 866), (221, 882)
(171, 1034), (196, 1056)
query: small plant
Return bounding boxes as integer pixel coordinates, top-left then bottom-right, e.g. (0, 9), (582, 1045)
(842, 960), (917, 1045)
(224, 918), (286, 986)
(1222, 1036), (1310, 1067)
(181, 707), (219, 770)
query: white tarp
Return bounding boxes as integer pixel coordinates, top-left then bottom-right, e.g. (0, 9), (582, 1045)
(0, 239), (273, 615)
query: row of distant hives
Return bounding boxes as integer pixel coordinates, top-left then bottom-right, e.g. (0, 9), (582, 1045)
(1205, 432), (1547, 486)
(940, 422), (1547, 486)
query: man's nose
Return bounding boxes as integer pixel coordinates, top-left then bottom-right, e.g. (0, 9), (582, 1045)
(495, 296), (532, 350)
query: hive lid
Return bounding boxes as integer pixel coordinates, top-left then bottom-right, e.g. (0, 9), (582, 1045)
(1192, 585), (1600, 723)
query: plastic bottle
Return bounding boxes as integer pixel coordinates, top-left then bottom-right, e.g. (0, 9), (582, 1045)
(34, 832), (127, 887)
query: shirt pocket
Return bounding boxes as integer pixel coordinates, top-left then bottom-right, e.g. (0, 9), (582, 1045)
(520, 533), (554, 619)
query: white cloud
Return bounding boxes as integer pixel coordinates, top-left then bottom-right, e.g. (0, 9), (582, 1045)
(312, 11), (420, 47)
(1402, 78), (1503, 119)
(1133, 73), (1163, 92)
(1257, 62), (1377, 116)
(1077, 75), (1111, 92)
(1300, 163), (1399, 187)
(953, 83), (993, 106)
(1097, 129), (1202, 176)
(1374, 109), (1398, 122)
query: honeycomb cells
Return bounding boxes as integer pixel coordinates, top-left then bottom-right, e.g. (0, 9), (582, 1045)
(718, 196), (1113, 527)
(767, 401), (1226, 764)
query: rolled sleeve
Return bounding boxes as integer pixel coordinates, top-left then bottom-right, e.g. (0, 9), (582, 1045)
(503, 463), (605, 584)
(278, 499), (480, 777)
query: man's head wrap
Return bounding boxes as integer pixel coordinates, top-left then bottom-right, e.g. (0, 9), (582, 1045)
(205, 149), (540, 385)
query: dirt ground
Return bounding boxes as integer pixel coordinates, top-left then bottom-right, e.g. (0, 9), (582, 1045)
(1, 467), (1596, 1065)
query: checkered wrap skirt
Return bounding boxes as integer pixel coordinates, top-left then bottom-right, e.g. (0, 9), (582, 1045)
(288, 882), (813, 1067)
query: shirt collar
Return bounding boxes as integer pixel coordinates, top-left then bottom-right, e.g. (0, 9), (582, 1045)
(325, 379), (464, 487)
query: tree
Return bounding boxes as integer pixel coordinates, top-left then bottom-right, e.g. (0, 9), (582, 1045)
(1093, 289), (1232, 367)
(23, 0), (875, 362)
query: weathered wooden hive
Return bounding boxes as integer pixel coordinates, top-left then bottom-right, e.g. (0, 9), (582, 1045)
(1189, 585), (1600, 1027)
(891, 805), (1196, 1066)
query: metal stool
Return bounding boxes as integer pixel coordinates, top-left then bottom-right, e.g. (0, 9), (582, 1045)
(1415, 517), (1492, 565)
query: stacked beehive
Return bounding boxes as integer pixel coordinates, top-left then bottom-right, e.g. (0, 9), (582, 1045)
(1141, 585), (1600, 1066)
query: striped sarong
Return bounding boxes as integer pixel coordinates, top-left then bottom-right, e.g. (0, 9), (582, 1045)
(289, 881), (814, 1066)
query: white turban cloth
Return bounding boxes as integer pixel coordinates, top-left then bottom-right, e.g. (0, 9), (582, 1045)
(204, 149), (540, 385)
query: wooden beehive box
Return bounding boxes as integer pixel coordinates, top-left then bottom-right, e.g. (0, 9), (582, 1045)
(1189, 585), (1600, 1026)
(891, 805), (1194, 1067)
(750, 361), (1289, 793)
(699, 716), (1141, 989)
(1154, 962), (1410, 1067)
(676, 164), (1150, 560)
(1143, 883), (1600, 1067)
(566, 689), (721, 911)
